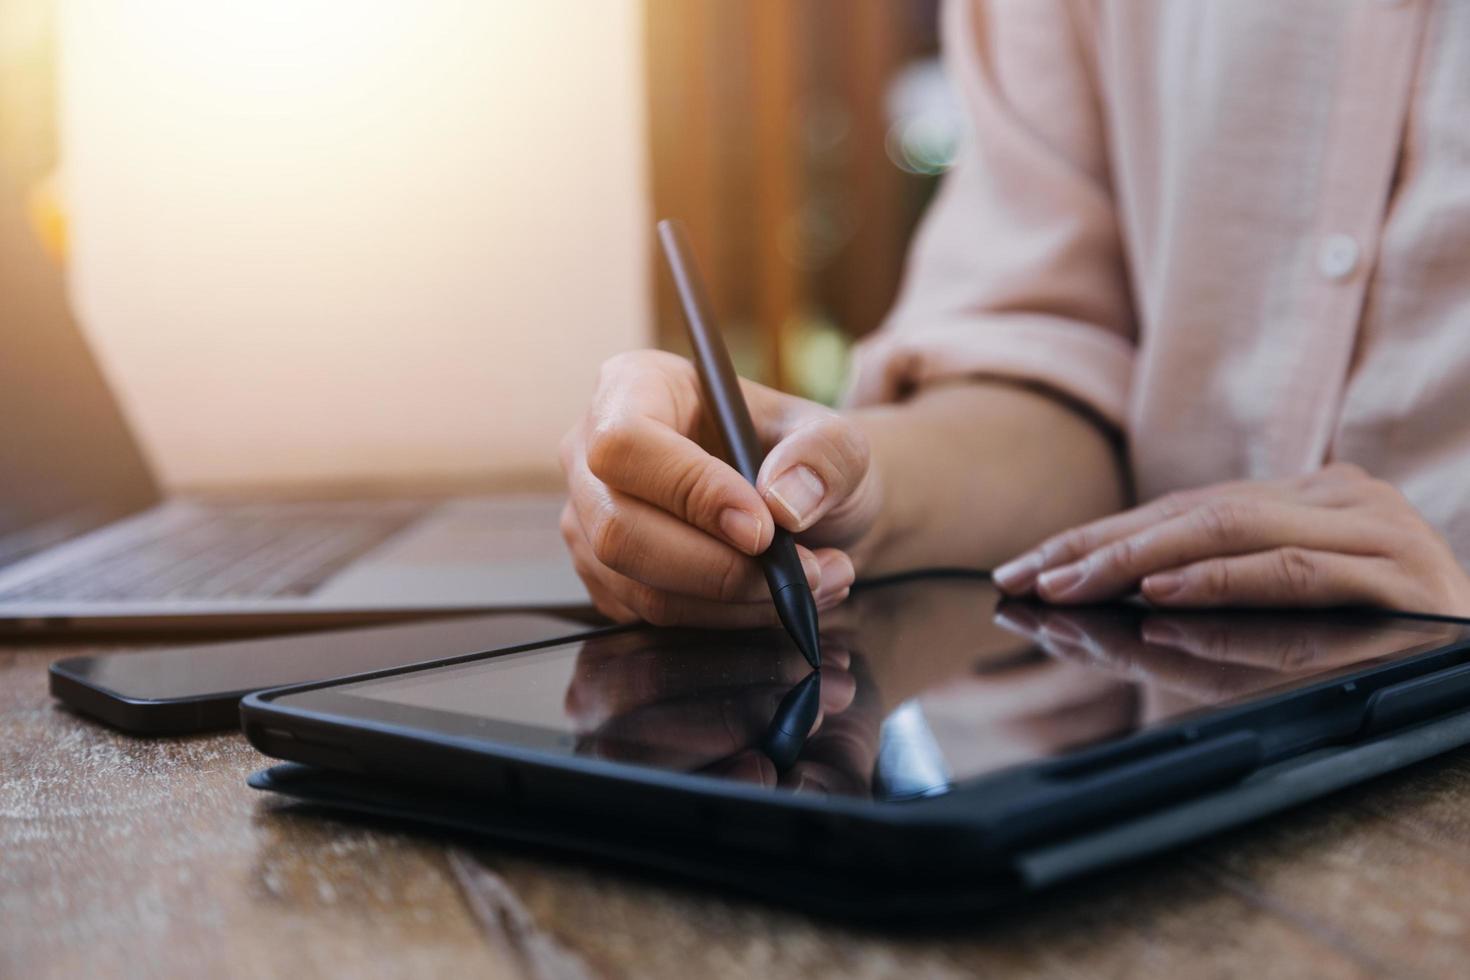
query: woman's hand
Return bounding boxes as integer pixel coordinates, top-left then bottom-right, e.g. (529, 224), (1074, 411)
(560, 350), (881, 627)
(993, 463), (1470, 616)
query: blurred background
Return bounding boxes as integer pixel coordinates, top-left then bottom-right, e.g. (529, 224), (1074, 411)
(3, 0), (953, 492)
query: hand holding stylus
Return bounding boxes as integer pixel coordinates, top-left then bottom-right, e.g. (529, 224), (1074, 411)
(559, 352), (879, 630)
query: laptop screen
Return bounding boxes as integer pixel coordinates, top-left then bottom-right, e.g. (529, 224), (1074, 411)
(0, 256), (159, 570)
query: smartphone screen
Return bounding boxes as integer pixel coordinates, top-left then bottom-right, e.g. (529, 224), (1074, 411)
(273, 576), (1470, 799)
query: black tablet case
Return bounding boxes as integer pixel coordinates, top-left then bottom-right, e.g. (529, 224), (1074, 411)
(249, 705), (1470, 919)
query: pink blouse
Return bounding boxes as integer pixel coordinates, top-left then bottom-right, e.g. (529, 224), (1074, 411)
(849, 0), (1470, 560)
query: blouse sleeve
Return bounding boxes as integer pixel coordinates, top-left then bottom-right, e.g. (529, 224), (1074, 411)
(845, 0), (1136, 430)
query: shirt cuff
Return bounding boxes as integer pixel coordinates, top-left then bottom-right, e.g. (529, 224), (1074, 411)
(844, 313), (1134, 430)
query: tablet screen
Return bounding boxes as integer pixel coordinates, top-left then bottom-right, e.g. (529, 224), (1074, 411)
(297, 575), (1470, 799)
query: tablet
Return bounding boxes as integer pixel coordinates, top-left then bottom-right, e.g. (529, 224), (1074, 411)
(242, 572), (1470, 911)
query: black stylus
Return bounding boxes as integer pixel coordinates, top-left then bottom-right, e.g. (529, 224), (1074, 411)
(656, 219), (822, 669)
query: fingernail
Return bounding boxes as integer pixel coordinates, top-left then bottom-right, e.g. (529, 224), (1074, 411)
(764, 465), (826, 530)
(822, 647), (852, 670)
(799, 551), (823, 591)
(1144, 572), (1185, 600)
(992, 606), (1038, 636)
(1037, 563), (1085, 599)
(1140, 620), (1187, 647)
(817, 586), (850, 611)
(813, 553), (854, 605)
(993, 552), (1043, 591)
(1039, 617), (1085, 644)
(820, 551), (856, 588)
(719, 508), (763, 554)
(793, 771), (822, 794)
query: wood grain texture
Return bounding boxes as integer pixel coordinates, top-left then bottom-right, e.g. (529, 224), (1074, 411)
(6, 640), (1470, 979)
(0, 647), (516, 980)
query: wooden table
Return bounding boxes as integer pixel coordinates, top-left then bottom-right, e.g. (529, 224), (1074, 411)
(6, 639), (1470, 980)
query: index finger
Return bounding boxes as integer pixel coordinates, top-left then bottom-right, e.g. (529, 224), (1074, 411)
(583, 357), (775, 556)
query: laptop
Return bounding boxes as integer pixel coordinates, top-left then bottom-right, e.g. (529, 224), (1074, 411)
(0, 303), (588, 634)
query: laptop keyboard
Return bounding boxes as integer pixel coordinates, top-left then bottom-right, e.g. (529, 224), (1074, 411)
(0, 503), (423, 602)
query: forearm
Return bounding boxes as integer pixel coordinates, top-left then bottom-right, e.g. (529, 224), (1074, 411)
(848, 380), (1128, 575)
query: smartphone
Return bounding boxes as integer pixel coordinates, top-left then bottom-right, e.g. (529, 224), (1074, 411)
(241, 573), (1470, 911)
(51, 612), (596, 734)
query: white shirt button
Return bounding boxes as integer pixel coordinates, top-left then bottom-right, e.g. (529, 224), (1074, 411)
(1317, 234), (1360, 281)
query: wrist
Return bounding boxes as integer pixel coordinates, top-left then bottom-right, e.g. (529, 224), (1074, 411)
(839, 464), (890, 577)
(841, 405), (919, 577)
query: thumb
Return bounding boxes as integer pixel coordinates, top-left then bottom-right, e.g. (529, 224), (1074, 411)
(754, 404), (872, 537)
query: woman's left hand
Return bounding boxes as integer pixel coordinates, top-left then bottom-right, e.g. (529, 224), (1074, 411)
(992, 463), (1470, 616)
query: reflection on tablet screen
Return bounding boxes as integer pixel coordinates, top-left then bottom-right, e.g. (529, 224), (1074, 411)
(328, 576), (1469, 800)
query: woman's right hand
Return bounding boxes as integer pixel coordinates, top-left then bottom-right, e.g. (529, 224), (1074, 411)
(560, 350), (881, 627)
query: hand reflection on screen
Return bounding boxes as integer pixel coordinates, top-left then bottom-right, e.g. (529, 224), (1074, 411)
(553, 579), (1443, 796)
(561, 628), (868, 789)
(822, 579), (1135, 782)
(992, 602), (1425, 723)
(910, 636), (1136, 780)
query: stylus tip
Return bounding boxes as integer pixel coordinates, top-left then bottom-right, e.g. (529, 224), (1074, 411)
(790, 613), (822, 670)
(797, 622), (822, 670)
(773, 583), (822, 669)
